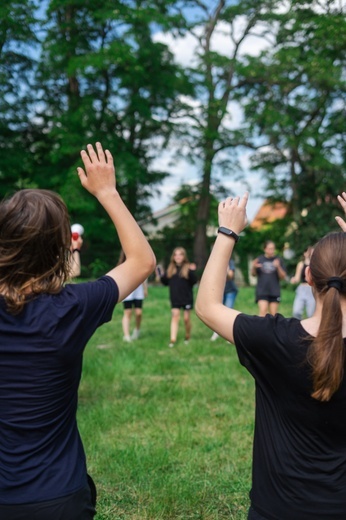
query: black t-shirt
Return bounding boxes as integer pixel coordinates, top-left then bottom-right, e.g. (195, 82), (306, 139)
(234, 313), (346, 520)
(161, 267), (197, 308)
(254, 255), (286, 298)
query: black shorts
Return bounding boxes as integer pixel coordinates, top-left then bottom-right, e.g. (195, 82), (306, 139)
(123, 299), (143, 309)
(256, 295), (280, 303)
(171, 303), (193, 310)
(0, 475), (97, 520)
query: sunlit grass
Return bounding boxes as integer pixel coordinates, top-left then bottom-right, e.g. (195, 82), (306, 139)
(78, 284), (296, 519)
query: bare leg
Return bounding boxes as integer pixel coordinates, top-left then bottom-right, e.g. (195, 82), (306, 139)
(122, 309), (132, 341)
(268, 301), (279, 316)
(134, 308), (142, 329)
(170, 308), (180, 343)
(131, 308), (143, 339)
(257, 300), (269, 317)
(183, 309), (191, 341)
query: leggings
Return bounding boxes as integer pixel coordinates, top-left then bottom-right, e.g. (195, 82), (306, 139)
(0, 474), (97, 520)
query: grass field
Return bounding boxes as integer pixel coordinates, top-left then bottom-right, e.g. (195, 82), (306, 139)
(78, 284), (296, 519)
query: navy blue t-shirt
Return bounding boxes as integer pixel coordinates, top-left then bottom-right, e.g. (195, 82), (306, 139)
(0, 276), (119, 505)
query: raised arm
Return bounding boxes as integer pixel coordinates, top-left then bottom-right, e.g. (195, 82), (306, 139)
(195, 193), (248, 344)
(77, 142), (156, 301)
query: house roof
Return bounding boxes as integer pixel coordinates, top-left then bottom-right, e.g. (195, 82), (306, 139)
(251, 200), (288, 230)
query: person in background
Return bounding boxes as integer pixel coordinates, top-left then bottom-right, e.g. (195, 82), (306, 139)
(158, 247), (197, 348)
(251, 240), (286, 316)
(0, 142), (155, 520)
(196, 192), (346, 520)
(118, 249), (148, 342)
(210, 257), (238, 341)
(122, 281), (148, 341)
(290, 246), (315, 319)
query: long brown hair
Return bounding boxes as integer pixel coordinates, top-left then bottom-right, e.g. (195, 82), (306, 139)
(0, 189), (72, 314)
(166, 247), (190, 279)
(307, 232), (346, 401)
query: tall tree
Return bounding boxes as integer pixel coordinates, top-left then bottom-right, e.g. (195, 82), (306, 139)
(168, 0), (279, 268)
(0, 1), (40, 193)
(239, 0), (346, 250)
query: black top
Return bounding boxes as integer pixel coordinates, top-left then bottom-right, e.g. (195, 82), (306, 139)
(301, 263), (308, 283)
(254, 255), (286, 298)
(234, 313), (346, 520)
(161, 267), (197, 308)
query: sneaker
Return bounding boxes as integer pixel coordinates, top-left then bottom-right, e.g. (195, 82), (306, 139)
(210, 332), (219, 341)
(168, 340), (176, 348)
(123, 335), (132, 342)
(131, 329), (140, 340)
(184, 338), (190, 345)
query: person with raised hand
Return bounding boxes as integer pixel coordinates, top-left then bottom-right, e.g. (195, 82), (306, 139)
(0, 142), (155, 520)
(196, 192), (346, 520)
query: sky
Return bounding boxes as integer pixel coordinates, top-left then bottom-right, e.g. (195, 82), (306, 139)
(149, 17), (271, 222)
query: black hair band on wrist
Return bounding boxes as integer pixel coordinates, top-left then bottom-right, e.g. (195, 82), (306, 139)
(72, 249), (80, 253)
(217, 227), (239, 243)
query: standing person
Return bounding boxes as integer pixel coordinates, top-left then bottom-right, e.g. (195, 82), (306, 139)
(290, 246), (315, 319)
(210, 257), (238, 341)
(196, 192), (346, 520)
(0, 142), (155, 520)
(159, 247), (197, 348)
(122, 282), (148, 342)
(251, 240), (286, 316)
(118, 250), (148, 342)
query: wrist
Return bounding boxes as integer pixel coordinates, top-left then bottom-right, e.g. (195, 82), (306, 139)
(217, 226), (239, 243)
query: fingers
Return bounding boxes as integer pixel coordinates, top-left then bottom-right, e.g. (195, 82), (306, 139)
(219, 192), (249, 209)
(95, 142), (105, 162)
(335, 216), (346, 232)
(337, 193), (346, 211)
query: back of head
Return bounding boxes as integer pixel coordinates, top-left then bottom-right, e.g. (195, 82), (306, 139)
(308, 232), (346, 401)
(0, 189), (72, 313)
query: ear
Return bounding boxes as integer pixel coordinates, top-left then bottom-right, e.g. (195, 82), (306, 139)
(305, 265), (313, 287)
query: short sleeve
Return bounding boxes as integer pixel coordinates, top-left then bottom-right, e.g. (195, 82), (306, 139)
(233, 313), (296, 379)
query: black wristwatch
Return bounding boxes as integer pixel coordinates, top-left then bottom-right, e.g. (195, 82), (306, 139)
(217, 226), (239, 243)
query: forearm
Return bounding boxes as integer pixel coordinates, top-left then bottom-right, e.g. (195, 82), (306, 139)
(196, 234), (234, 323)
(98, 190), (155, 272)
(69, 250), (81, 278)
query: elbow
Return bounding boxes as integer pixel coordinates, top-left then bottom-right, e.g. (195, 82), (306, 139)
(144, 251), (156, 278)
(195, 299), (207, 323)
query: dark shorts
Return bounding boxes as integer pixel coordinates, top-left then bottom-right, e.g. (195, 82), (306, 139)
(256, 295), (281, 303)
(0, 475), (97, 520)
(123, 299), (143, 309)
(171, 303), (193, 310)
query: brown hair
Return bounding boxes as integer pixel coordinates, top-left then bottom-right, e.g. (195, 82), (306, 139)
(307, 232), (346, 401)
(166, 247), (190, 279)
(0, 189), (72, 314)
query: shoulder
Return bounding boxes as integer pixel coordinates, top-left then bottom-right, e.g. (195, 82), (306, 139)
(234, 313), (300, 352)
(64, 276), (119, 302)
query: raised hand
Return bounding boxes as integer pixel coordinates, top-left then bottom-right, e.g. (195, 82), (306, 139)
(77, 142), (116, 198)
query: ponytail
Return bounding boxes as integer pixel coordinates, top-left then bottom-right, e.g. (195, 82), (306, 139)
(307, 233), (346, 402)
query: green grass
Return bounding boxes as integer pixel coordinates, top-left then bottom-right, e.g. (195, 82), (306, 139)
(78, 285), (296, 519)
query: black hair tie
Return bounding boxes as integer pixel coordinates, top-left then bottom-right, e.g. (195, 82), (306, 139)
(327, 277), (343, 292)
